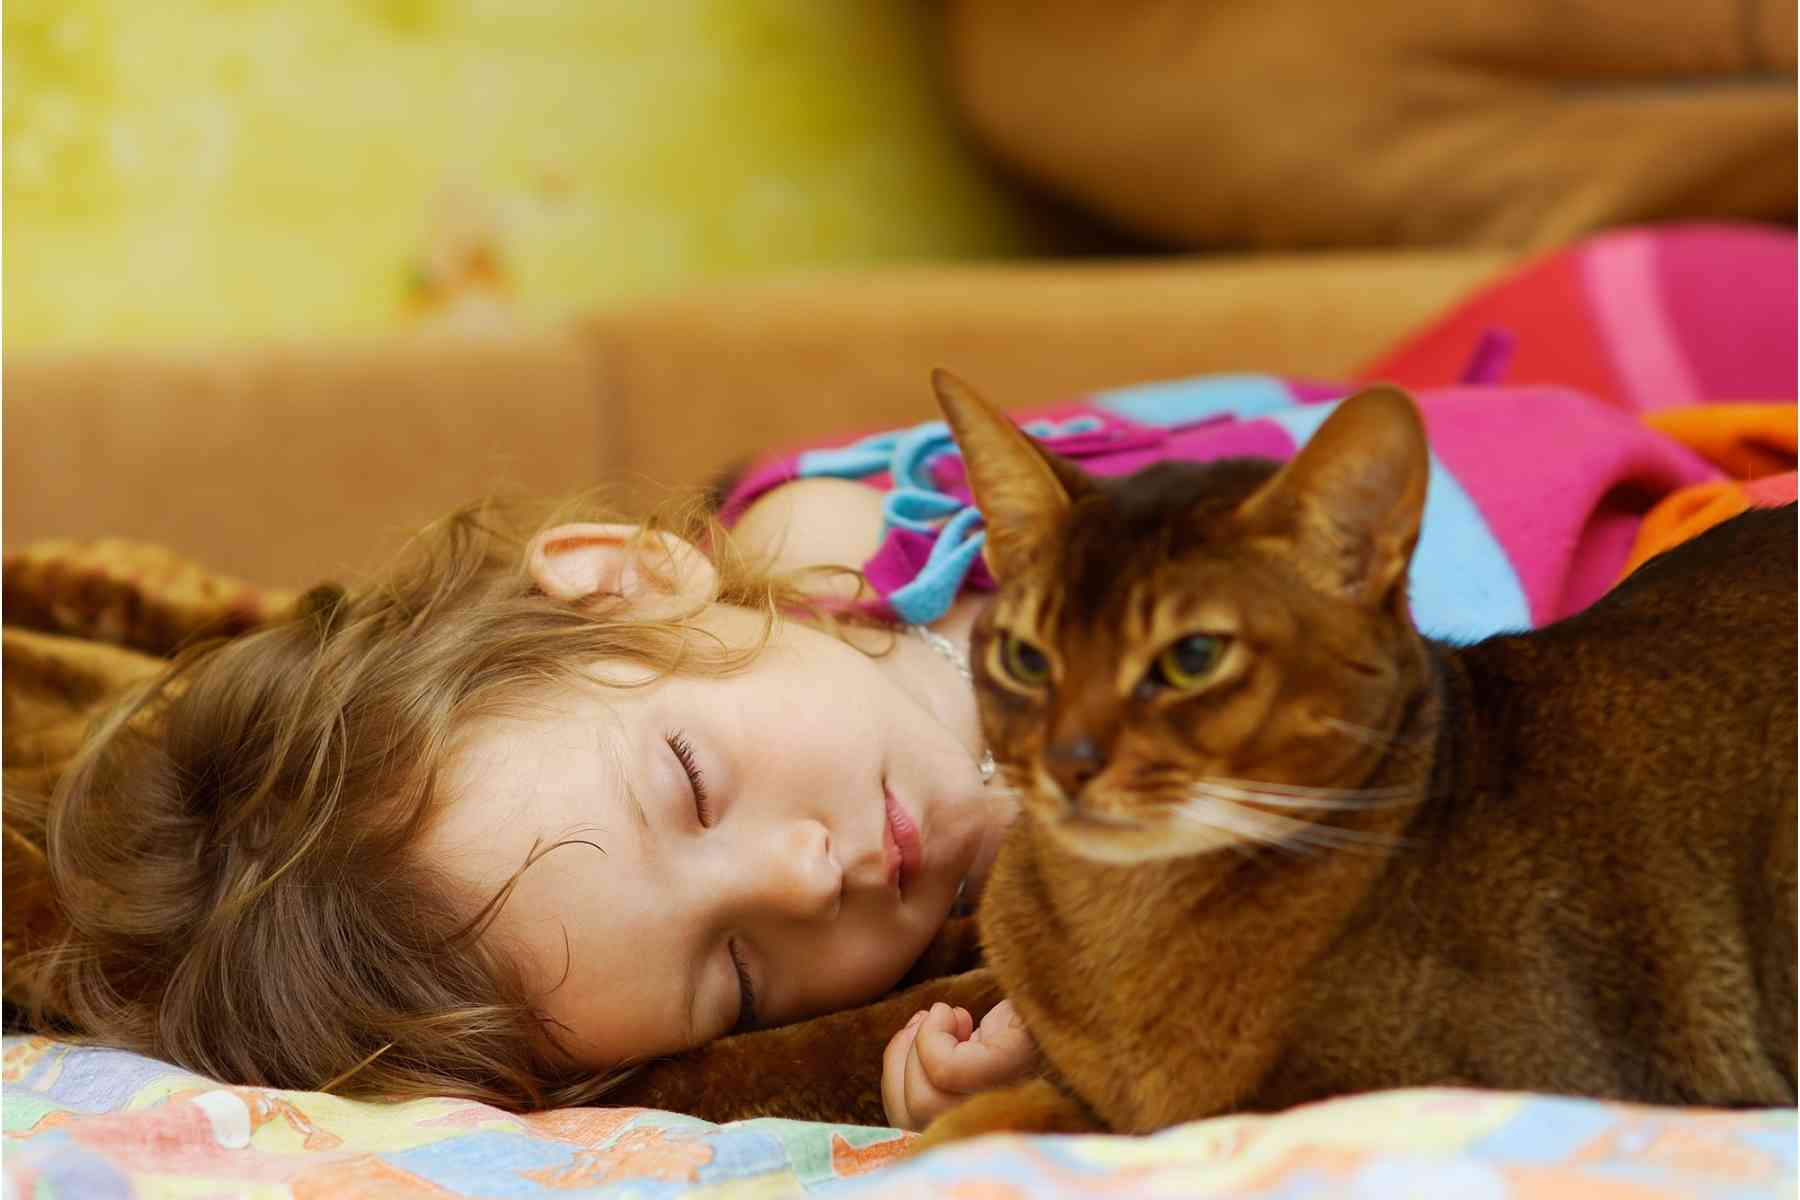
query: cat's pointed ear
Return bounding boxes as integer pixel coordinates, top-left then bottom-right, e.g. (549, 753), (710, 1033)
(1235, 386), (1429, 613)
(933, 368), (1089, 581)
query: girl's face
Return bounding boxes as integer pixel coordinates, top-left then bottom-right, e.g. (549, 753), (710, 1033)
(427, 532), (1006, 1071)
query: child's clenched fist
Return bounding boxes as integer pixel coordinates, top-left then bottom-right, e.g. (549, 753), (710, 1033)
(881, 998), (1038, 1132)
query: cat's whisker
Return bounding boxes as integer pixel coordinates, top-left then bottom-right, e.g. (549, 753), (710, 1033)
(1210, 777), (1414, 800)
(1170, 795), (1410, 857)
(1191, 778), (1417, 812)
(1280, 822), (1411, 855)
(1169, 797), (1320, 857)
(1064, 806), (1149, 831)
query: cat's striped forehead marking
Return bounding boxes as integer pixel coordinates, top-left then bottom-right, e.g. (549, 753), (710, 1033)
(1116, 591), (1245, 696)
(989, 456), (1279, 668)
(993, 583), (1057, 644)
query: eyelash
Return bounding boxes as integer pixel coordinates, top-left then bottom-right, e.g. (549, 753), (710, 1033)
(729, 940), (758, 1033)
(666, 731), (711, 825)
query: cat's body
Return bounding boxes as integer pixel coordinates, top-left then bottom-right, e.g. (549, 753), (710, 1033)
(922, 375), (1797, 1142)
(1291, 510), (1795, 1107)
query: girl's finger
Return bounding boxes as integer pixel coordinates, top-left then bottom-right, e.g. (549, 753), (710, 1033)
(913, 1005), (1003, 1094)
(916, 999), (1038, 1094)
(970, 999), (1037, 1081)
(881, 1010), (929, 1129)
(902, 1003), (960, 1120)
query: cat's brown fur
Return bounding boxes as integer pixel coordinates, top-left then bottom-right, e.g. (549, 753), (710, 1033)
(918, 371), (1797, 1146)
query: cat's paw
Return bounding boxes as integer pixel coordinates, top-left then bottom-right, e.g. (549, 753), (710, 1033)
(906, 1077), (1100, 1157)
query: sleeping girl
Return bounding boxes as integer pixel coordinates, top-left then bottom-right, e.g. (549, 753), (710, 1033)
(5, 478), (1038, 1131)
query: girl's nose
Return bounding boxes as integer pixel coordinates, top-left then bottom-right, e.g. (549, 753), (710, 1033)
(741, 818), (842, 922)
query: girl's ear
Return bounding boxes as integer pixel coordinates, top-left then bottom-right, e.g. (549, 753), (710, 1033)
(526, 523), (719, 606)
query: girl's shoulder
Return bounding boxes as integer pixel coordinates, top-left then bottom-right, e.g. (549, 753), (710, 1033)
(730, 476), (887, 577)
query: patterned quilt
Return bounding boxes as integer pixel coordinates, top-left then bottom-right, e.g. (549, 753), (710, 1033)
(6, 1037), (1794, 1198)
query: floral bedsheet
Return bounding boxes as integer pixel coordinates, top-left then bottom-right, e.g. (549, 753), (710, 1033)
(4, 1036), (1794, 1198)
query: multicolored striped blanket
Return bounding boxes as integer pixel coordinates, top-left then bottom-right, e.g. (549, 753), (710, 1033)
(721, 224), (1797, 642)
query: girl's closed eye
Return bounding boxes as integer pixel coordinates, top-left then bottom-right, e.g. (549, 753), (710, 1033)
(666, 730), (756, 1028)
(666, 731), (711, 825)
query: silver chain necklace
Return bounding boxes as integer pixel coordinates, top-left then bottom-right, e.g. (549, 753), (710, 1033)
(911, 625), (997, 783)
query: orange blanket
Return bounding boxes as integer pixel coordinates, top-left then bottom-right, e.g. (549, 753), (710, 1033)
(1625, 403), (1798, 576)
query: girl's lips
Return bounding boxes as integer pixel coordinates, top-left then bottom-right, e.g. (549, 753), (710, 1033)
(884, 786), (923, 895)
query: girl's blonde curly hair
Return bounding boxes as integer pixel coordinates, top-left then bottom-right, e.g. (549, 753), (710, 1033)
(5, 493), (879, 1110)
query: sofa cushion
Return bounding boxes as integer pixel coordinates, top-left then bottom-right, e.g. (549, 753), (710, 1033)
(944, 0), (1796, 249)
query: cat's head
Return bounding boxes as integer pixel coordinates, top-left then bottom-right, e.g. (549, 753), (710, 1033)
(933, 370), (1433, 864)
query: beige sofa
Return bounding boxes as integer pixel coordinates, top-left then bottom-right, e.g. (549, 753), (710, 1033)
(4, 248), (1513, 589)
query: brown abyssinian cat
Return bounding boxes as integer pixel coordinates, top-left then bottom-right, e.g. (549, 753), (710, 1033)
(912, 371), (1797, 1146)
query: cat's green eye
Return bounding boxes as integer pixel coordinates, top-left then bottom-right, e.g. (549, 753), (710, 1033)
(1151, 634), (1225, 691)
(998, 633), (1053, 687)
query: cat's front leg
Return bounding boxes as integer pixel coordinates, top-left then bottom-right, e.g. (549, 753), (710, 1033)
(606, 967), (1001, 1125)
(910, 1076), (1102, 1153)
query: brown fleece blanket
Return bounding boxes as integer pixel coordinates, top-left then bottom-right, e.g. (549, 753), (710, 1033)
(3, 539), (298, 784)
(2, 540), (298, 988)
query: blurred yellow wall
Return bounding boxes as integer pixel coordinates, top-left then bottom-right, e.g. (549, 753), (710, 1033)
(4, 0), (1051, 350)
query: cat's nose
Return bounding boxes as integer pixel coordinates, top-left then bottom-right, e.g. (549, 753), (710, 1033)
(1045, 736), (1107, 798)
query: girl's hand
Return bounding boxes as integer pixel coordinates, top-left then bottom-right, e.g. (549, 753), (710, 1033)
(881, 999), (1038, 1132)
